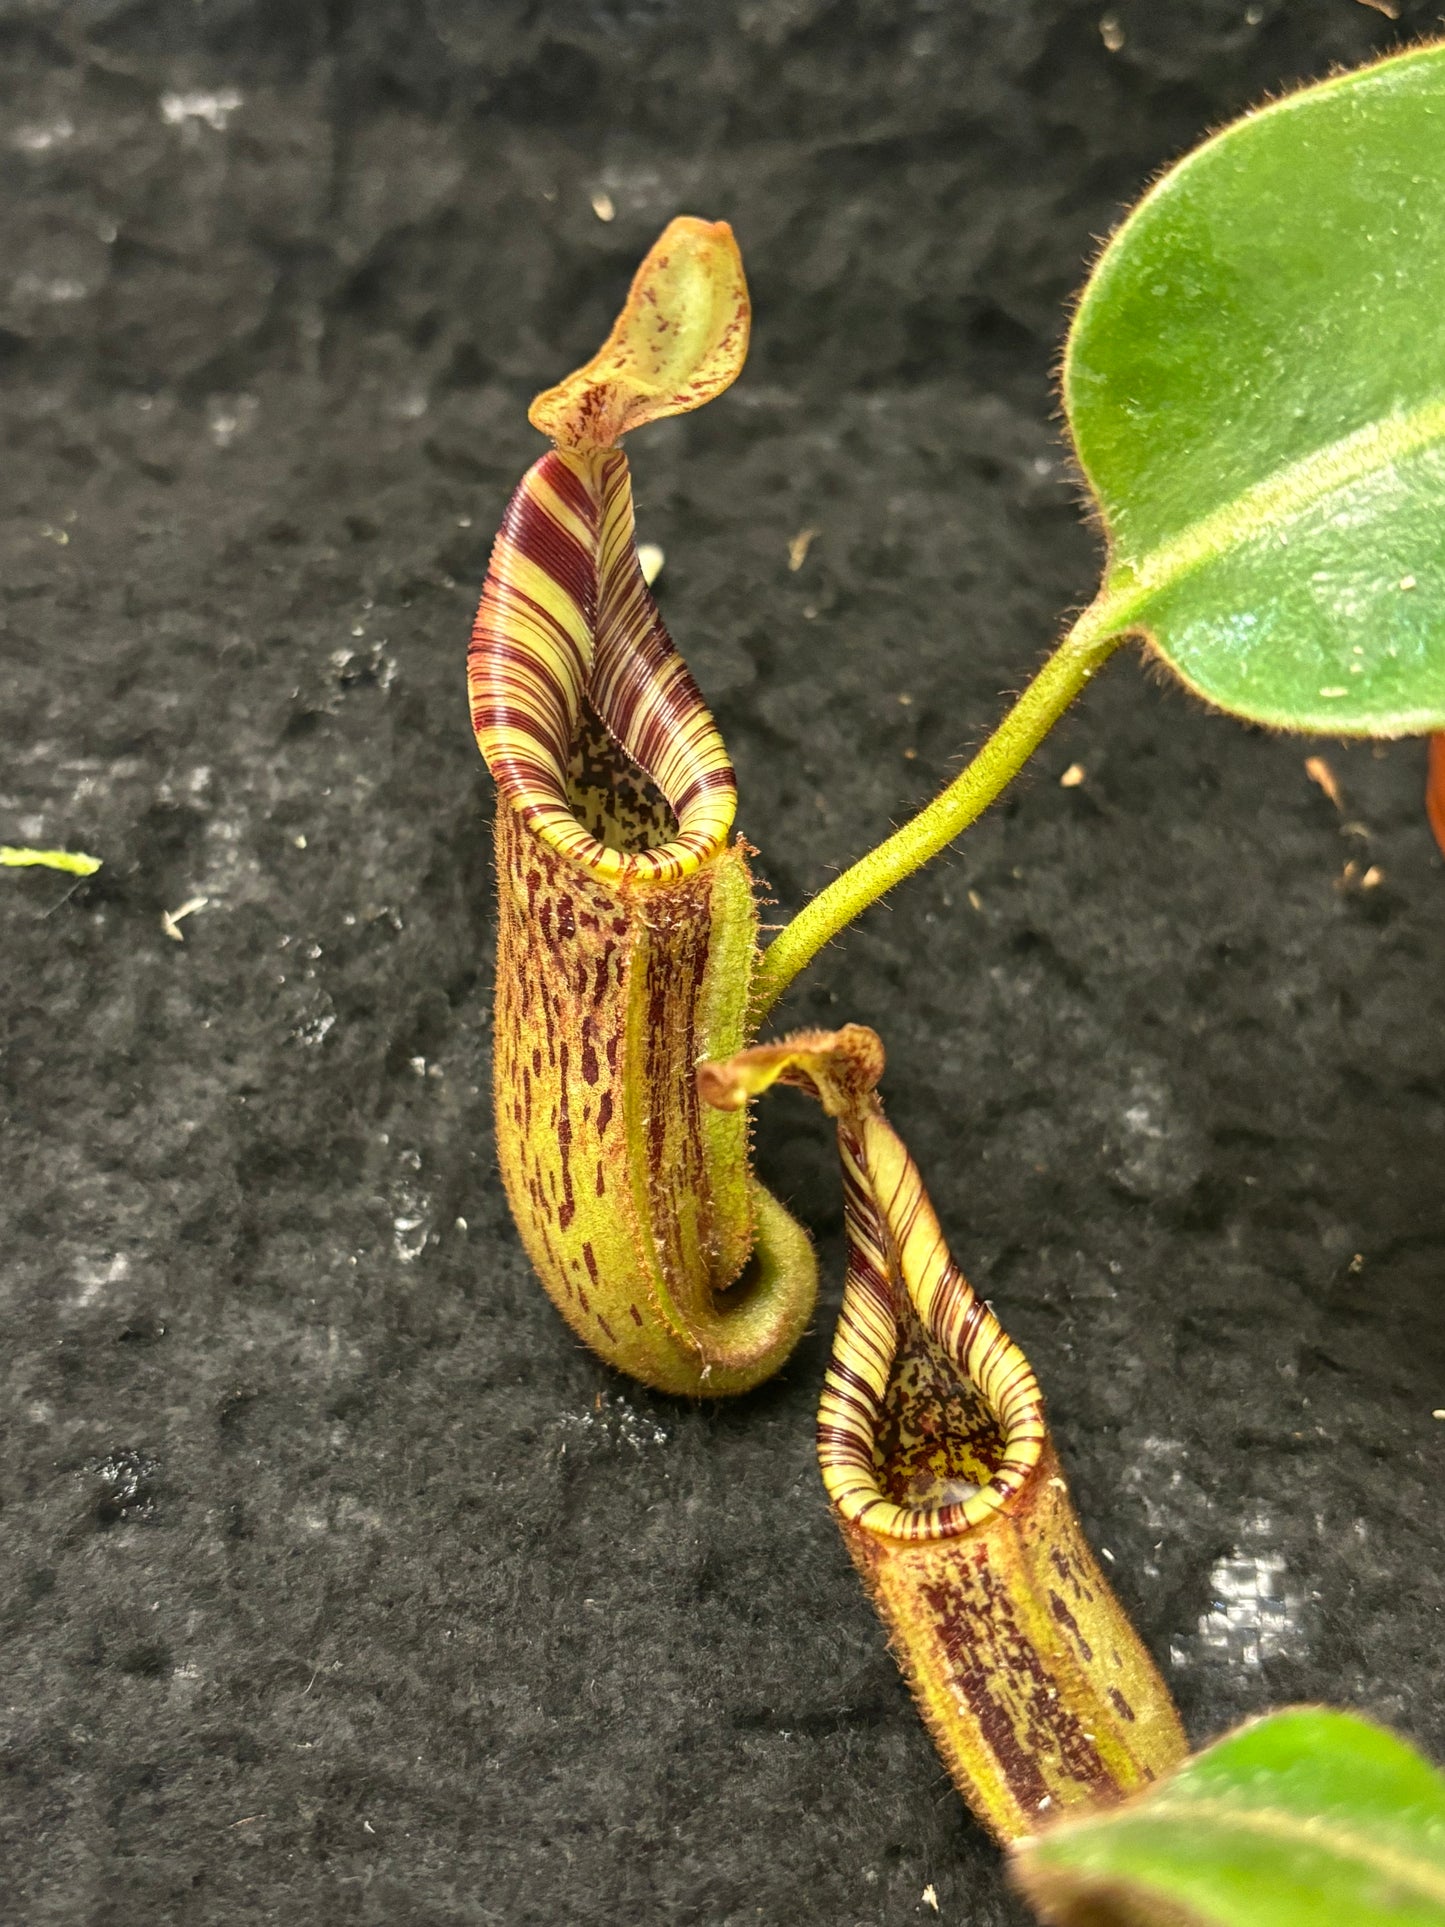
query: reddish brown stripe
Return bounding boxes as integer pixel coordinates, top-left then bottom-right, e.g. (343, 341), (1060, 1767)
(542, 449), (599, 529)
(503, 498), (596, 619)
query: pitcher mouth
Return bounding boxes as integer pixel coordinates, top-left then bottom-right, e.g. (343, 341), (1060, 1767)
(470, 446), (737, 887)
(817, 1238), (1047, 1545)
(698, 1027), (1047, 1543)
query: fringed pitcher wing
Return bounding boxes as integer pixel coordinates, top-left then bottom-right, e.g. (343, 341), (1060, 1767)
(700, 1026), (1186, 1838)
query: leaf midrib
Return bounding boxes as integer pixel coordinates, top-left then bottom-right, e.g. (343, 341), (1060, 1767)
(1078, 1794), (1445, 1909)
(1086, 393), (1445, 642)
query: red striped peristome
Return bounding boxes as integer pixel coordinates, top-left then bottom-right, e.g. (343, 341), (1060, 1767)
(470, 218), (818, 1396)
(469, 445), (737, 887)
(698, 1025), (1187, 1841)
(819, 1112), (1046, 1538)
(1429, 733), (1445, 860)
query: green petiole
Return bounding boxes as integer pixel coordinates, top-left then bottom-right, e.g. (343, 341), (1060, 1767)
(751, 603), (1126, 1024)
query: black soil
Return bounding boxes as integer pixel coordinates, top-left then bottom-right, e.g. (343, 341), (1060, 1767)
(2, 4), (1442, 1923)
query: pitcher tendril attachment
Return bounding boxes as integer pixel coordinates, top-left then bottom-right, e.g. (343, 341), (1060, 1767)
(699, 1026), (1187, 1841)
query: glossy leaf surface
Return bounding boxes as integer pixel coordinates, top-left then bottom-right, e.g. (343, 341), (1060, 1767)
(1013, 1707), (1445, 1927)
(1067, 44), (1445, 734)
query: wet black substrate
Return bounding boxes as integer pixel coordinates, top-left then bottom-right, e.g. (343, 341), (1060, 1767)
(2, 4), (1442, 1923)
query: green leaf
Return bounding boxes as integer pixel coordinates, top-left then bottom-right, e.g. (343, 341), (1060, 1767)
(1066, 44), (1445, 735)
(1011, 1707), (1445, 1927)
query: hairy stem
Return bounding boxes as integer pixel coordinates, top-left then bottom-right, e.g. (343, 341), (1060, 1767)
(750, 605), (1127, 1023)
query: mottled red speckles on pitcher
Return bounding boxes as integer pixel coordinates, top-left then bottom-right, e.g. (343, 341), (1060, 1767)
(699, 1024), (1186, 1840)
(472, 219), (815, 1395)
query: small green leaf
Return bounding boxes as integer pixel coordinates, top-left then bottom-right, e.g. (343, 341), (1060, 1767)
(1012, 1707), (1445, 1927)
(1, 845), (101, 877)
(1066, 44), (1445, 735)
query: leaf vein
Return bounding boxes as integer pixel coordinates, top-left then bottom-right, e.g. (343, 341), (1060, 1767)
(1097, 395), (1445, 633)
(1120, 1796), (1445, 1906)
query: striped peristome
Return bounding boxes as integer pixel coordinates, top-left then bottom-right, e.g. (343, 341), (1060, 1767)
(818, 1110), (1046, 1541)
(698, 1025), (1187, 1842)
(470, 216), (817, 1396)
(469, 444), (737, 887)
